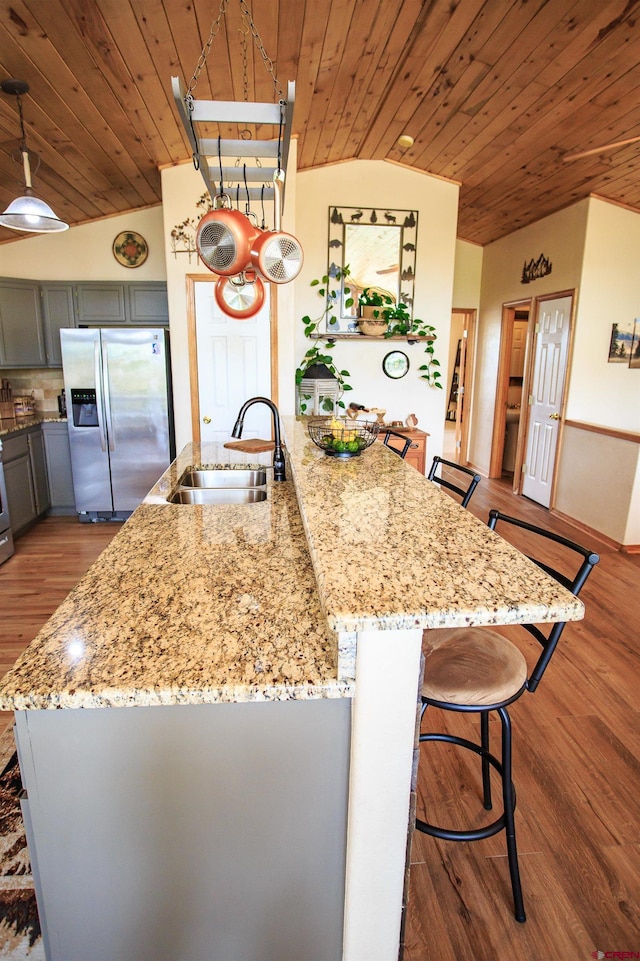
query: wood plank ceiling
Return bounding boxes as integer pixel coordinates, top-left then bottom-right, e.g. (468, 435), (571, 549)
(1, 0), (640, 248)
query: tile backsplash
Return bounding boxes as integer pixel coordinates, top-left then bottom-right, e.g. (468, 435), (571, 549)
(1, 368), (65, 415)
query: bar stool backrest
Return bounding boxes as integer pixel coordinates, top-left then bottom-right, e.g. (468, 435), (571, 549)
(487, 509), (600, 692)
(428, 455), (481, 507)
(382, 429), (412, 459)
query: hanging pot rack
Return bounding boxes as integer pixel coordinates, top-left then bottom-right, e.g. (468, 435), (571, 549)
(171, 77), (295, 206)
(171, 0), (295, 208)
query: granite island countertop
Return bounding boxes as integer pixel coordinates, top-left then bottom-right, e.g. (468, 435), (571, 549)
(0, 440), (353, 710)
(0, 422), (583, 712)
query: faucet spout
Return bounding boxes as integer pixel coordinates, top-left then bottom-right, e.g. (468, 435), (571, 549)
(231, 396), (286, 482)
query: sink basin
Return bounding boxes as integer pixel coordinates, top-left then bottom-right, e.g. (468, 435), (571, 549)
(178, 468), (267, 489)
(169, 488), (267, 505)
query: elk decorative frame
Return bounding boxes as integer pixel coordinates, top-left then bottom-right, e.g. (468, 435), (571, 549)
(325, 205), (418, 333)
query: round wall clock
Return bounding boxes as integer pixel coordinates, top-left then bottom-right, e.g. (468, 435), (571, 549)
(112, 231), (149, 268)
(382, 350), (410, 379)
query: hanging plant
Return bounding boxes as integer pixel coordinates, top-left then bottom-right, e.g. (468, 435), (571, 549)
(296, 267), (354, 413)
(383, 302), (442, 389)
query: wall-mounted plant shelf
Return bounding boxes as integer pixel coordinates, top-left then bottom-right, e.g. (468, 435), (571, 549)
(310, 333), (436, 342)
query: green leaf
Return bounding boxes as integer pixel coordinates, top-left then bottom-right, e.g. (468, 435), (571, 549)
(342, 384), (353, 391)
(310, 279), (319, 287)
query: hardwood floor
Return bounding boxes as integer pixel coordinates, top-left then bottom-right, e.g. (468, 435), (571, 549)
(0, 516), (121, 727)
(0, 486), (638, 959)
(405, 476), (640, 960)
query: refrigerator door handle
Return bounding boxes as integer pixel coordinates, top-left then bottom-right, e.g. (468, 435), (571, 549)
(94, 341), (108, 452)
(102, 344), (116, 452)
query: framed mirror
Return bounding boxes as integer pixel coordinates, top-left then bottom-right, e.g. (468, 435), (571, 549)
(382, 351), (410, 379)
(325, 206), (418, 333)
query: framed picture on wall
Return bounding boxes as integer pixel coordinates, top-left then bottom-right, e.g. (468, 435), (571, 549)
(608, 319), (635, 363)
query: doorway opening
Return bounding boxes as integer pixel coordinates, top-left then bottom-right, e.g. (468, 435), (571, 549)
(443, 308), (476, 464)
(490, 291), (575, 509)
(489, 299), (531, 485)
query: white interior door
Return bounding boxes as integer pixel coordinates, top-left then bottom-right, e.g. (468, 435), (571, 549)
(194, 281), (272, 442)
(522, 296), (571, 507)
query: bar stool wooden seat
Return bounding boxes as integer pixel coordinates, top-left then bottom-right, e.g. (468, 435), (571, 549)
(416, 510), (599, 922)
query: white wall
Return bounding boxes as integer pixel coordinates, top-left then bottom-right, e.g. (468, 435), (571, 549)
(570, 199), (640, 432)
(473, 195), (640, 547)
(0, 206), (166, 281)
(452, 240), (482, 310)
(294, 161), (459, 462)
(471, 200), (589, 474)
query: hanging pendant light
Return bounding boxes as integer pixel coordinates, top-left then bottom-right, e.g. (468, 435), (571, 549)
(0, 79), (68, 234)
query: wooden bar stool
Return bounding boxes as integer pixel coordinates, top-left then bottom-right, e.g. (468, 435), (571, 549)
(416, 510), (599, 922)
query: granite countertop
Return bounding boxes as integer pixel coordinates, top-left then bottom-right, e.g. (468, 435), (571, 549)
(281, 416), (584, 633)
(0, 422), (583, 712)
(0, 441), (353, 710)
(0, 414), (67, 436)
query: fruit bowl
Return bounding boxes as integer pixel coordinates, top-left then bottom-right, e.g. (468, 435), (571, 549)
(307, 417), (380, 457)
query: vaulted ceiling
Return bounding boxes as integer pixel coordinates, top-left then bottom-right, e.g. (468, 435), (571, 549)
(2, 0), (640, 248)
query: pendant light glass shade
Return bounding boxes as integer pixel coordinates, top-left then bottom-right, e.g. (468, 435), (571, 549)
(0, 80), (69, 234)
(0, 192), (69, 233)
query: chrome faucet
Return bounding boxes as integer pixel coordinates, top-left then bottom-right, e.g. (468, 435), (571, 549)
(231, 397), (286, 482)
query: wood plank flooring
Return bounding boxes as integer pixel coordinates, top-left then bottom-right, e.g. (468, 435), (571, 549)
(0, 484), (638, 959)
(0, 517), (121, 728)
(405, 476), (640, 960)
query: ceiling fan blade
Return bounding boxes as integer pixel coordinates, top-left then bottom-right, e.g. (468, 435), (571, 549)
(562, 134), (640, 162)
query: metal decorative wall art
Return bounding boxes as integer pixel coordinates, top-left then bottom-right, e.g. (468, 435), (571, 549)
(521, 253), (552, 284)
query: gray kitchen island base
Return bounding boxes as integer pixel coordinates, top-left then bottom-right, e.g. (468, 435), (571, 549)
(16, 698), (351, 961)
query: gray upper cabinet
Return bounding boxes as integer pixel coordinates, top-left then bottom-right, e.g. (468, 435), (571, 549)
(127, 283), (169, 324)
(0, 280), (168, 369)
(75, 284), (127, 325)
(41, 284), (76, 367)
(0, 279), (47, 367)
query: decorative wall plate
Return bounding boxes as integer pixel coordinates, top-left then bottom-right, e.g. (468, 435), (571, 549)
(112, 231), (149, 268)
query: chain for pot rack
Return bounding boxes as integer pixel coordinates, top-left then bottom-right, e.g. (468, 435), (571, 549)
(171, 0), (295, 210)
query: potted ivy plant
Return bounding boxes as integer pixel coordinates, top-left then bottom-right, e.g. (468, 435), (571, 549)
(383, 301), (443, 389)
(357, 287), (393, 336)
(296, 267), (354, 414)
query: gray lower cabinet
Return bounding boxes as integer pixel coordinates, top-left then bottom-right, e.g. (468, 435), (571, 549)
(0, 279), (47, 367)
(42, 421), (75, 513)
(3, 427), (51, 535)
(40, 284), (76, 367)
(15, 698), (350, 961)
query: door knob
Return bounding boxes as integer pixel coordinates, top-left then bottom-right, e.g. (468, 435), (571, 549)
(549, 412), (560, 420)
(203, 416), (211, 424)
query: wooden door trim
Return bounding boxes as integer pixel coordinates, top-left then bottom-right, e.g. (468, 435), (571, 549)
(185, 274), (279, 443)
(450, 308), (476, 465)
(489, 298), (531, 478)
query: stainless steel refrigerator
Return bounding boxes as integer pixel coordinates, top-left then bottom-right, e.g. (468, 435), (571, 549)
(61, 328), (175, 520)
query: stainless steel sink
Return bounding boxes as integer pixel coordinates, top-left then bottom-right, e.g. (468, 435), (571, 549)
(169, 488), (268, 505)
(178, 468), (267, 489)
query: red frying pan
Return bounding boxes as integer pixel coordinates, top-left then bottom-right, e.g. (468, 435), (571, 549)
(215, 269), (266, 319)
(196, 196), (261, 276)
(250, 170), (304, 284)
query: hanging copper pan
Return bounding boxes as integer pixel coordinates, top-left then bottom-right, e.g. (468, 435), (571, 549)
(196, 196), (261, 277)
(215, 270), (266, 319)
(250, 170), (304, 284)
